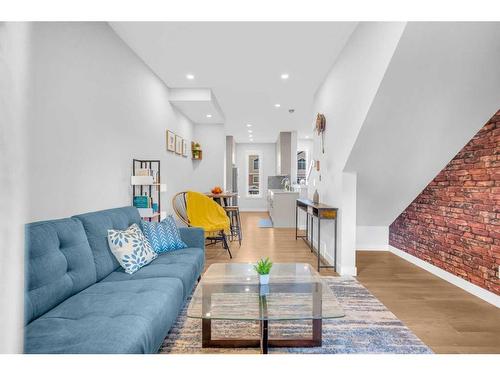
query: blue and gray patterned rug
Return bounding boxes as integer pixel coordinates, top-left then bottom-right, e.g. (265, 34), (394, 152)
(160, 277), (432, 354)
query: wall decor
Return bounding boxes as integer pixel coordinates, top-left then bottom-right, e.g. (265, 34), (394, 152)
(182, 139), (188, 157)
(191, 141), (202, 160)
(315, 113), (326, 154)
(175, 135), (183, 155)
(166, 130), (175, 152)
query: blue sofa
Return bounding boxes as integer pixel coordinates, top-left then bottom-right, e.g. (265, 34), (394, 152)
(24, 206), (205, 354)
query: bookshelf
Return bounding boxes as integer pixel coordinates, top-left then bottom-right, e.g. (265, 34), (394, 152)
(131, 159), (166, 222)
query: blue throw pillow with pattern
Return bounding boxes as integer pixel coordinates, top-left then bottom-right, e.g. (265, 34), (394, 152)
(141, 215), (187, 254)
(107, 223), (157, 274)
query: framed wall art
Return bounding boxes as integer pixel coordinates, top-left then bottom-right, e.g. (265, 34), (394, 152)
(166, 130), (175, 152)
(175, 135), (183, 155)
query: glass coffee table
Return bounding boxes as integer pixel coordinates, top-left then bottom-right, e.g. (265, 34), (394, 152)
(187, 263), (345, 354)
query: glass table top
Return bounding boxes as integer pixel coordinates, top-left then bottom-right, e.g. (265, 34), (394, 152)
(187, 263), (345, 321)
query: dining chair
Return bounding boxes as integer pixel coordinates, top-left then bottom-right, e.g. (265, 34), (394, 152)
(172, 191), (232, 258)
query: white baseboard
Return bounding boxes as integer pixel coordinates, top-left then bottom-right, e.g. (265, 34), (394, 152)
(337, 265), (358, 276)
(307, 238), (357, 276)
(357, 246), (388, 251)
(321, 248), (335, 269)
(239, 208), (268, 212)
(389, 245), (500, 308)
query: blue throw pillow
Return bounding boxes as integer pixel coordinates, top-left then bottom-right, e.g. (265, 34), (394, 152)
(141, 215), (187, 254)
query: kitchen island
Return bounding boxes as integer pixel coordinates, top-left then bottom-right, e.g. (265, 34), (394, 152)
(267, 189), (300, 227)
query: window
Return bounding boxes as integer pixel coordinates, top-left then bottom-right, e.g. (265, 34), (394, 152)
(297, 150), (307, 184)
(247, 154), (261, 196)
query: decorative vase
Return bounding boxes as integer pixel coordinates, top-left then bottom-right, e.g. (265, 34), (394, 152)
(259, 274), (270, 284)
(313, 189), (319, 204)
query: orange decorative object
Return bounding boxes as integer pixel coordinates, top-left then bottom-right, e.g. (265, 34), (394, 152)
(211, 186), (223, 194)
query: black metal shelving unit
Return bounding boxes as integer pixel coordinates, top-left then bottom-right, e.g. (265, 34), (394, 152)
(132, 159), (161, 222)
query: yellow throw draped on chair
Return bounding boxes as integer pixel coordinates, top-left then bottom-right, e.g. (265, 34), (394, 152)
(186, 191), (230, 237)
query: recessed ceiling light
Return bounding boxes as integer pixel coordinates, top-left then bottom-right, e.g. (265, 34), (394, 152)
(281, 73), (289, 80)
(248, 129), (253, 133)
(274, 103), (281, 108)
(305, 135), (310, 139)
(246, 124), (252, 127)
(186, 74), (195, 80)
(206, 114), (212, 118)
(249, 139), (254, 142)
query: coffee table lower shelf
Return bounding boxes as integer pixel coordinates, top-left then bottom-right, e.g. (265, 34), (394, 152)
(202, 318), (322, 354)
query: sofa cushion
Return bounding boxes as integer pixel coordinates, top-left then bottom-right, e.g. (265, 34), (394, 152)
(152, 247), (205, 276)
(25, 218), (96, 324)
(101, 247), (204, 297)
(24, 277), (184, 354)
(72, 207), (141, 281)
(177, 226), (205, 250)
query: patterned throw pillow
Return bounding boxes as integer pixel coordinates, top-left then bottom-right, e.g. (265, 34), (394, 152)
(141, 215), (187, 254)
(107, 223), (157, 274)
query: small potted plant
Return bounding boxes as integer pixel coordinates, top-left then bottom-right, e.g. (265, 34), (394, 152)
(254, 257), (273, 284)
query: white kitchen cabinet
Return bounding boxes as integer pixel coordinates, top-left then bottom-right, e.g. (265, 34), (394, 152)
(267, 189), (299, 228)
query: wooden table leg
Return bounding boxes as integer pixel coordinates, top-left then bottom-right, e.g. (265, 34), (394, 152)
(260, 320), (269, 354)
(312, 318), (322, 346)
(202, 318), (211, 348)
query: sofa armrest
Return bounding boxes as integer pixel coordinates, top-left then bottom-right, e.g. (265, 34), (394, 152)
(178, 226), (205, 251)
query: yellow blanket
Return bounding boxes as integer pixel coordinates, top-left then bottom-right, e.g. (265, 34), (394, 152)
(186, 191), (230, 236)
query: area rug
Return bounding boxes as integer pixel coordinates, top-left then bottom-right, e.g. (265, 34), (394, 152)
(257, 218), (273, 228)
(159, 277), (432, 354)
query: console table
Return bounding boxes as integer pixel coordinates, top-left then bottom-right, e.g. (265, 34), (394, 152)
(295, 198), (338, 272)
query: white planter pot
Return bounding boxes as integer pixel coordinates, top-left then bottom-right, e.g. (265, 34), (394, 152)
(259, 274), (270, 284)
(259, 284), (269, 296)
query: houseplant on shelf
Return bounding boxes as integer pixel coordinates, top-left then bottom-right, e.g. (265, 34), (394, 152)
(254, 257), (273, 284)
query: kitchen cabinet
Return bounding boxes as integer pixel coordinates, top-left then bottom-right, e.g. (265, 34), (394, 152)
(267, 189), (299, 228)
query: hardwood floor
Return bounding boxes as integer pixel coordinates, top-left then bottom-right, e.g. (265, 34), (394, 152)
(204, 211), (336, 275)
(204, 212), (500, 354)
(356, 251), (500, 354)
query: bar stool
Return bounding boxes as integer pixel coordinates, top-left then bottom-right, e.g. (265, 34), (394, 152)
(224, 206), (242, 246)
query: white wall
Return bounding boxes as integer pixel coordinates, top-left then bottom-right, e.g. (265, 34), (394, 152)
(224, 135), (235, 191)
(190, 124), (225, 192)
(236, 142), (276, 211)
(296, 138), (313, 228)
(308, 22), (406, 275)
(24, 22), (223, 222)
(345, 22), (500, 226)
(356, 226), (389, 250)
(290, 131), (298, 184)
(0, 22), (30, 354)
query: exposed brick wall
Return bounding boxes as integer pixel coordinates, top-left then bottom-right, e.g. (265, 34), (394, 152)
(389, 110), (500, 295)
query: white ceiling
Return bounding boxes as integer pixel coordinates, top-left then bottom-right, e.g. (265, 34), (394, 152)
(168, 88), (225, 123)
(110, 22), (357, 143)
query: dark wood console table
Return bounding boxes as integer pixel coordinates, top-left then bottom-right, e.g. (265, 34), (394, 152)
(295, 198), (338, 272)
